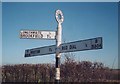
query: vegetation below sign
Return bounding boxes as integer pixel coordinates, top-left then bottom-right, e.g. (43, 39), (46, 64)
(2, 55), (119, 83)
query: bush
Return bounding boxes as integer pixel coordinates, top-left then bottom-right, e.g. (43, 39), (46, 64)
(2, 54), (119, 82)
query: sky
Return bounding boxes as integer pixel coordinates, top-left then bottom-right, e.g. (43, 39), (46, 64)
(2, 2), (118, 69)
(1, 0), (120, 2)
(0, 2), (1, 67)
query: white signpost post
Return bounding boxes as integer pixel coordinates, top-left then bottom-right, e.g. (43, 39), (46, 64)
(20, 10), (103, 83)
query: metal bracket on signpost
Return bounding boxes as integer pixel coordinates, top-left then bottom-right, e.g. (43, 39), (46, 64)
(55, 9), (64, 83)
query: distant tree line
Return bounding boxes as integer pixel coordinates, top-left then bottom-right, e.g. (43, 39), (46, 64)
(2, 54), (119, 83)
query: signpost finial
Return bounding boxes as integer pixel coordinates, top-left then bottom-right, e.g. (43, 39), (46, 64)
(55, 9), (64, 24)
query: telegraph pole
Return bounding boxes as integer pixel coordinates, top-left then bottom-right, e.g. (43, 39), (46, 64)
(55, 10), (64, 83)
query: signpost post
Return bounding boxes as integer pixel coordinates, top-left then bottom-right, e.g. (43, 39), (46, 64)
(55, 9), (64, 83)
(20, 9), (103, 83)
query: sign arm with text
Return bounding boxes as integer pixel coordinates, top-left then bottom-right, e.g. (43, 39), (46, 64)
(20, 30), (56, 40)
(24, 37), (102, 57)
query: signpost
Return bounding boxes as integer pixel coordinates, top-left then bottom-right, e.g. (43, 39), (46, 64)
(60, 37), (102, 53)
(24, 37), (102, 57)
(20, 9), (103, 83)
(20, 30), (56, 39)
(25, 45), (56, 57)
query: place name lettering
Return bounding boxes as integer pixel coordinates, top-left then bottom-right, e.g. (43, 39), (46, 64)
(61, 45), (77, 51)
(49, 48), (52, 52)
(20, 31), (55, 39)
(20, 31), (43, 38)
(62, 46), (68, 50)
(91, 44), (102, 49)
(30, 50), (40, 54)
(69, 45), (77, 50)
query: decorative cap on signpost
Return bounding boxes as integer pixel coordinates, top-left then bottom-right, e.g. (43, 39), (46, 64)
(55, 10), (64, 24)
